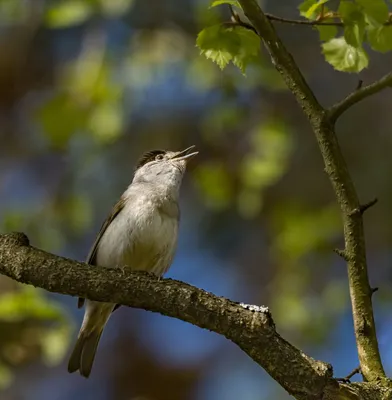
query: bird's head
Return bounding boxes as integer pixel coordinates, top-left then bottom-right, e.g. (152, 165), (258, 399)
(132, 146), (198, 190)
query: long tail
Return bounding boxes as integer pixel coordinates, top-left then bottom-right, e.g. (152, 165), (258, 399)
(68, 301), (114, 378)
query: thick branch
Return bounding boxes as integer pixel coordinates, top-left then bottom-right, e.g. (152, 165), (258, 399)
(329, 72), (392, 123)
(1, 234), (392, 399)
(237, 0), (385, 382)
(0, 232), (334, 400)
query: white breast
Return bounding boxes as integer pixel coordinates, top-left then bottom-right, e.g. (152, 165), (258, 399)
(96, 195), (178, 277)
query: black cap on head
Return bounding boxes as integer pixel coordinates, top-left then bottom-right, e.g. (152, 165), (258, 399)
(136, 149), (166, 170)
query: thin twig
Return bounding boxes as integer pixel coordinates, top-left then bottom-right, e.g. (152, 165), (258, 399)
(265, 12), (343, 26)
(329, 72), (392, 123)
(227, 5), (259, 34)
(264, 12), (392, 27)
(356, 80), (363, 90)
(349, 198), (378, 216)
(337, 366), (361, 383)
(334, 248), (349, 261)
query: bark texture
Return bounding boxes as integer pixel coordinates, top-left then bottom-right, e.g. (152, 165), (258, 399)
(0, 233), (392, 399)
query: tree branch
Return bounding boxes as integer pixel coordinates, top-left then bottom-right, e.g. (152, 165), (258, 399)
(1, 232), (391, 399)
(328, 72), (392, 123)
(237, 0), (385, 382)
(0, 232), (333, 399)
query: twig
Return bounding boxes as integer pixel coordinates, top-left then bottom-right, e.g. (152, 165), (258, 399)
(334, 248), (349, 261)
(356, 80), (363, 90)
(264, 12), (392, 27)
(265, 12), (343, 26)
(349, 198), (378, 216)
(227, 5), (258, 34)
(329, 72), (392, 123)
(337, 366), (361, 383)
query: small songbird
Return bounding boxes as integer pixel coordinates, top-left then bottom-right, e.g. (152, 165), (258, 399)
(67, 146), (198, 378)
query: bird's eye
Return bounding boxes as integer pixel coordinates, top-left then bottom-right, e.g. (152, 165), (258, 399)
(156, 154), (164, 161)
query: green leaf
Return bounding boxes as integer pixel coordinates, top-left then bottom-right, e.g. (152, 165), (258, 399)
(316, 24), (338, 41)
(322, 37), (369, 72)
(197, 24), (260, 73)
(45, 0), (93, 28)
(210, 0), (241, 8)
(298, 0), (318, 18)
(197, 25), (240, 55)
(356, 0), (389, 24)
(344, 22), (365, 47)
(339, 1), (366, 47)
(232, 28), (260, 73)
(305, 0), (329, 19)
(367, 25), (392, 52)
(202, 49), (233, 69)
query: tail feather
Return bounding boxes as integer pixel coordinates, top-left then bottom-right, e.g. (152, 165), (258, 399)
(68, 301), (114, 377)
(68, 330), (103, 378)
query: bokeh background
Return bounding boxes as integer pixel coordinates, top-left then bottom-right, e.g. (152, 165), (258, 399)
(1, 0), (392, 399)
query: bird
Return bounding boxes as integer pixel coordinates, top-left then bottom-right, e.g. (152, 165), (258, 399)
(67, 145), (198, 378)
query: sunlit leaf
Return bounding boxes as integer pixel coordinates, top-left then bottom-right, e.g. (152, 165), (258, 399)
(210, 0), (241, 8)
(305, 0), (329, 19)
(299, 0), (317, 17)
(203, 48), (233, 69)
(197, 24), (260, 73)
(322, 37), (368, 72)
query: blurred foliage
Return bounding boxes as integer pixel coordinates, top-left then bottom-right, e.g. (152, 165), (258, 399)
(0, 287), (72, 388)
(45, 0), (135, 28)
(0, 0), (392, 399)
(270, 203), (343, 342)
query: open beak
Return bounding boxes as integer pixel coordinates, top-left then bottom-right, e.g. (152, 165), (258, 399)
(171, 145), (198, 162)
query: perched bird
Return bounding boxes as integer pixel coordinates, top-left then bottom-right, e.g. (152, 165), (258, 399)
(68, 146), (198, 378)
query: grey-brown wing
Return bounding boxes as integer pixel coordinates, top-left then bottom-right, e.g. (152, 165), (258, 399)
(77, 198), (125, 309)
